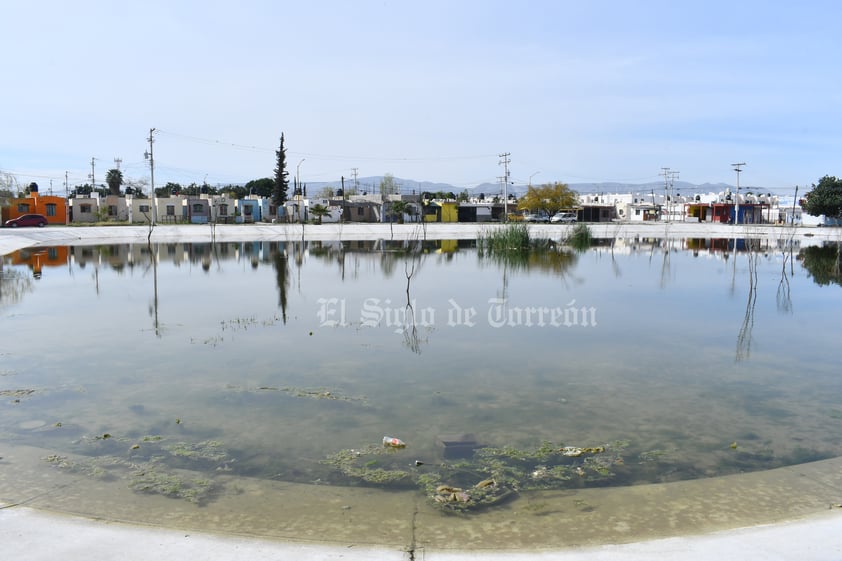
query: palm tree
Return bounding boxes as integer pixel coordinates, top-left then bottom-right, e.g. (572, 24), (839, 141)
(390, 200), (410, 224)
(309, 203), (330, 224)
(105, 169), (123, 196)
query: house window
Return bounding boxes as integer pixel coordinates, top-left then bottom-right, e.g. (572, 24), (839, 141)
(243, 206), (253, 216)
(17, 203), (30, 213)
(139, 205), (150, 213)
(357, 207), (364, 216)
(46, 203), (57, 216)
(108, 205), (117, 216)
(219, 205), (228, 216)
(192, 203), (203, 214)
(166, 205), (175, 216)
(81, 204), (92, 213)
(635, 209), (640, 216)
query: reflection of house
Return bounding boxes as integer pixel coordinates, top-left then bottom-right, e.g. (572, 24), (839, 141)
(3, 193), (68, 225)
(8, 246), (69, 278)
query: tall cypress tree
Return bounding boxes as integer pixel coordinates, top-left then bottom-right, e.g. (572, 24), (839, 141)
(273, 133), (289, 207)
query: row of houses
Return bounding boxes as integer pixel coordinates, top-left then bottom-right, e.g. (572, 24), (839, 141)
(0, 188), (819, 227)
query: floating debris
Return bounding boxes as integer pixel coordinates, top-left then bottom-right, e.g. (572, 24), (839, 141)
(428, 478), (515, 513)
(323, 439), (623, 514)
(383, 436), (406, 448)
(249, 385), (368, 403)
(1, 389), (36, 402)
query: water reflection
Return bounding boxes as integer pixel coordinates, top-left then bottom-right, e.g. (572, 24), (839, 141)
(270, 244), (290, 323)
(799, 241), (842, 287)
(736, 247), (760, 362)
(3, 234), (842, 536)
(4, 237), (839, 301)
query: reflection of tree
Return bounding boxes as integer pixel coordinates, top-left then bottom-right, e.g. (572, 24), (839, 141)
(400, 235), (426, 354)
(736, 251), (759, 362)
(799, 242), (842, 287)
(777, 248), (793, 314)
(271, 244), (290, 324)
(478, 240), (579, 277)
(0, 259), (34, 307)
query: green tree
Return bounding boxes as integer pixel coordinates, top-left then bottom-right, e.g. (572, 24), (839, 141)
(379, 173), (399, 196)
(390, 200), (410, 223)
(245, 177), (275, 198)
(273, 133), (289, 207)
(105, 168), (123, 196)
(309, 203), (330, 224)
(517, 182), (579, 215)
(803, 176), (842, 218)
(226, 185), (249, 199)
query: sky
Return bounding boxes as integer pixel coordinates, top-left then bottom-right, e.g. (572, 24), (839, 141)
(2, 0), (840, 195)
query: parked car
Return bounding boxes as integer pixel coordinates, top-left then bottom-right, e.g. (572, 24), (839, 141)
(523, 212), (550, 223)
(4, 214), (48, 228)
(550, 212), (577, 223)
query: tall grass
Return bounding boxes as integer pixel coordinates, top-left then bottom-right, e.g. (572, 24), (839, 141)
(477, 223), (531, 252)
(566, 223), (592, 252)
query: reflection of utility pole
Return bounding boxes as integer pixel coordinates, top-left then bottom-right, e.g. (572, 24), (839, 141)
(732, 162), (746, 224)
(498, 152), (510, 222)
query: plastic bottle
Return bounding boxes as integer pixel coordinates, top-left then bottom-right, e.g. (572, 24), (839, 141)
(382, 436), (406, 448)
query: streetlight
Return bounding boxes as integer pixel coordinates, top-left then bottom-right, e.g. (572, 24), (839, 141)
(732, 162), (746, 224)
(529, 171), (540, 187)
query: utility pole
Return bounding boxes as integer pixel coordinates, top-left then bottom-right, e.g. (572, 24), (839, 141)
(660, 167), (670, 222)
(351, 167), (359, 193)
(498, 152), (511, 222)
(65, 171), (69, 225)
(670, 170), (680, 222)
(145, 128), (157, 225)
(732, 162), (746, 225)
(792, 185), (799, 226)
(90, 157), (97, 194)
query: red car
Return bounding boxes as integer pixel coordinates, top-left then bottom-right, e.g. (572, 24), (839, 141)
(4, 214), (48, 228)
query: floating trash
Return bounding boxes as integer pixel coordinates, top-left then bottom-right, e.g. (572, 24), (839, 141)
(383, 436), (406, 448)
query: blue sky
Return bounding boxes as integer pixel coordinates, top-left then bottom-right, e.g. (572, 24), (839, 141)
(2, 1), (840, 194)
